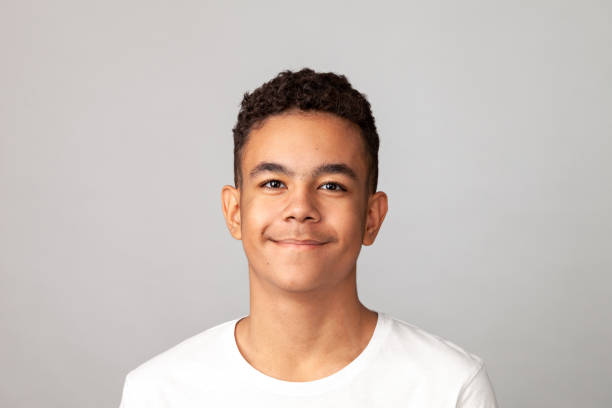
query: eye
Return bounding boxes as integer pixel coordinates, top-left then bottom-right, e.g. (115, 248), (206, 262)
(320, 182), (346, 192)
(261, 179), (286, 189)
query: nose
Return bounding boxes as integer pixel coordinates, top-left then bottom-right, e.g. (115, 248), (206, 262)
(283, 184), (321, 223)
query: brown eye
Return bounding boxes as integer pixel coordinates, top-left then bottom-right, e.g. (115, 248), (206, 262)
(320, 182), (346, 191)
(262, 180), (285, 189)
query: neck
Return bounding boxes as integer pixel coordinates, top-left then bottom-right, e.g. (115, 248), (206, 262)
(234, 263), (378, 381)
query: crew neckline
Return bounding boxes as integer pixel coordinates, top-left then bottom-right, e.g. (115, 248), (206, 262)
(225, 311), (391, 397)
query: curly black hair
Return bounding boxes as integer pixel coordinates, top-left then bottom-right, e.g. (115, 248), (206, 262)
(232, 68), (380, 195)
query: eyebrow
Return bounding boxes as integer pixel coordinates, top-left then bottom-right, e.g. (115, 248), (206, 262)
(248, 161), (358, 181)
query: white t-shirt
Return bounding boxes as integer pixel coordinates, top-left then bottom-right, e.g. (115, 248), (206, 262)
(119, 312), (498, 407)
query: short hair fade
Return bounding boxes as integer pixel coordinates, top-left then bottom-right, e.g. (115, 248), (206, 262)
(232, 68), (380, 194)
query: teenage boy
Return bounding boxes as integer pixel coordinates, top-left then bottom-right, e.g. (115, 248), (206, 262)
(119, 68), (499, 407)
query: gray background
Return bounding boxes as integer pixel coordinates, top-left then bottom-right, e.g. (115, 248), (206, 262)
(1, 1), (611, 407)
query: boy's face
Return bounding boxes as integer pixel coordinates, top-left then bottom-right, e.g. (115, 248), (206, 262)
(222, 111), (387, 293)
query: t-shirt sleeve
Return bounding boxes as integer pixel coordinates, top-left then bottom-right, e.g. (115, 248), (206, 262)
(118, 372), (138, 408)
(456, 361), (499, 408)
(118, 371), (158, 408)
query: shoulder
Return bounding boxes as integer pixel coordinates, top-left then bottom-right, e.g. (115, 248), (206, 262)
(374, 314), (498, 406)
(382, 314), (486, 383)
(123, 318), (237, 388)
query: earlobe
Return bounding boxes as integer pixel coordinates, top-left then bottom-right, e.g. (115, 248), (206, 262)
(221, 185), (242, 240)
(362, 191), (388, 246)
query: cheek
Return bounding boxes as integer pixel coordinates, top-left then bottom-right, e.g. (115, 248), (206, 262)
(332, 204), (367, 246)
(241, 200), (276, 241)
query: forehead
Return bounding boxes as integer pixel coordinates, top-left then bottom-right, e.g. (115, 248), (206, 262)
(241, 111), (368, 179)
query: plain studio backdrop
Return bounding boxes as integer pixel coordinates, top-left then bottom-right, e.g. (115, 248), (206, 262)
(1, 1), (611, 407)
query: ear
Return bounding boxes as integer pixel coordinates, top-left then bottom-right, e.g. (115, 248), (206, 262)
(221, 185), (242, 240)
(362, 191), (388, 246)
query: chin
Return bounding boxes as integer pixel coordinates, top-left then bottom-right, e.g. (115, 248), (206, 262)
(266, 266), (331, 293)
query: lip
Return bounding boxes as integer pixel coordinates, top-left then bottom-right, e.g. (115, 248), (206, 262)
(271, 239), (328, 249)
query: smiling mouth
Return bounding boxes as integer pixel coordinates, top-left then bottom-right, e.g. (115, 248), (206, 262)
(270, 239), (328, 249)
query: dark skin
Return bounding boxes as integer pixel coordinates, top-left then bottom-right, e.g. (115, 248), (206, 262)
(221, 111), (388, 381)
